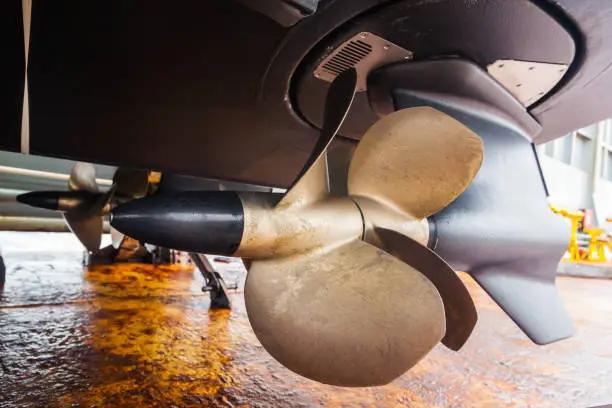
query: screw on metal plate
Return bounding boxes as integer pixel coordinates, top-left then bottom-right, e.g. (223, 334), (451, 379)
(487, 59), (569, 107)
(313, 32), (413, 92)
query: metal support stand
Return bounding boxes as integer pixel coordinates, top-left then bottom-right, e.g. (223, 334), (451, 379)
(189, 253), (231, 310)
(152, 247), (172, 265)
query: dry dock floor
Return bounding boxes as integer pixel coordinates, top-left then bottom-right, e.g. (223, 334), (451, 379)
(0, 244), (611, 407)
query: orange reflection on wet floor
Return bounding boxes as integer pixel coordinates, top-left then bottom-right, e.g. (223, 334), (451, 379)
(69, 265), (236, 407)
(1, 260), (612, 407)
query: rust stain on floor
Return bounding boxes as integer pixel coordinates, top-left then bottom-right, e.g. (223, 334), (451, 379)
(1, 250), (612, 407)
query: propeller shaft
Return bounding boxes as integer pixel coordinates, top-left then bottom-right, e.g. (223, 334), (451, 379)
(110, 191), (363, 258)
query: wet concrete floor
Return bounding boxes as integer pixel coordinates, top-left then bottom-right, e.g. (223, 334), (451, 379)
(1, 233), (612, 407)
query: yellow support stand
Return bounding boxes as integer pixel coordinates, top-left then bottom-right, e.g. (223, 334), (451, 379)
(549, 204), (587, 262)
(583, 228), (607, 262)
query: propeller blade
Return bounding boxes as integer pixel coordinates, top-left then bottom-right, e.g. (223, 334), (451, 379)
(67, 164), (148, 251)
(69, 162), (99, 193)
(113, 168), (150, 200)
(63, 185), (116, 252)
(327, 141), (356, 196)
(374, 227), (477, 351)
(245, 239), (445, 387)
(348, 107), (483, 219)
(63, 212), (103, 252)
(278, 68), (357, 208)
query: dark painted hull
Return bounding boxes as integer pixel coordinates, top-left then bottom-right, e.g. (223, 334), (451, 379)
(1, 0), (611, 187)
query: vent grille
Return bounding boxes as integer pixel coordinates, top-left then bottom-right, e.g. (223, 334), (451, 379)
(314, 32), (412, 92)
(321, 40), (373, 75)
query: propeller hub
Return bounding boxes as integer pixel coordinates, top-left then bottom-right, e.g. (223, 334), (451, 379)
(234, 196), (363, 259)
(350, 196), (429, 247)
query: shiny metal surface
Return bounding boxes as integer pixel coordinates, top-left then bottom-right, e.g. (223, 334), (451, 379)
(348, 107), (483, 219)
(236, 195), (362, 258)
(109, 106), (481, 385)
(245, 239), (445, 386)
(112, 168), (150, 201)
(278, 68), (356, 209)
(350, 196), (429, 246)
(61, 211), (103, 252)
(65, 163), (104, 250)
(62, 185), (116, 252)
(238, 105), (480, 385)
(0, 235), (611, 407)
(69, 163), (100, 193)
(375, 228), (476, 351)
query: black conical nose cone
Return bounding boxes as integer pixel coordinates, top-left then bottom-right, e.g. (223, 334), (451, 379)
(17, 191), (60, 211)
(111, 191), (245, 255)
(110, 196), (165, 243)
